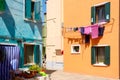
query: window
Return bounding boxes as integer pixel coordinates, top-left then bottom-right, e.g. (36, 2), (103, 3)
(71, 44), (80, 53)
(91, 46), (110, 66)
(0, 0), (5, 12)
(24, 44), (39, 65)
(25, 0), (41, 22)
(24, 44), (34, 64)
(91, 2), (110, 24)
(96, 5), (105, 23)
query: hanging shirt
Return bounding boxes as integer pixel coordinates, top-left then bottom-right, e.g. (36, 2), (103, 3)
(91, 24), (99, 39)
(85, 35), (90, 43)
(84, 26), (91, 35)
(98, 26), (105, 36)
(80, 27), (84, 35)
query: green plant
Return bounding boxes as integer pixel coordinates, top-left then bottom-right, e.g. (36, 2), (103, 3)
(29, 64), (41, 72)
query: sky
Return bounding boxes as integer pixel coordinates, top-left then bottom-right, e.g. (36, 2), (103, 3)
(41, 0), (46, 23)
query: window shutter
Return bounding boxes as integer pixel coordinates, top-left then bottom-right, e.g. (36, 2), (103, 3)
(104, 46), (110, 65)
(25, 0), (31, 19)
(0, 0), (5, 11)
(105, 2), (110, 22)
(91, 6), (96, 24)
(34, 45), (40, 64)
(91, 47), (96, 64)
(34, 1), (41, 21)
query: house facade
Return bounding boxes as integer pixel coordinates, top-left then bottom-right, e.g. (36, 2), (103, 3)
(64, 0), (120, 79)
(46, 0), (64, 70)
(42, 0), (47, 62)
(0, 0), (43, 79)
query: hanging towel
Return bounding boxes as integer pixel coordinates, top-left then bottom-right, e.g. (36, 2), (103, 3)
(85, 35), (90, 43)
(91, 24), (99, 39)
(98, 26), (105, 36)
(84, 26), (91, 35)
(80, 27), (84, 35)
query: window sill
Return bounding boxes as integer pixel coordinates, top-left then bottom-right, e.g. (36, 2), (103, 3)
(24, 63), (35, 66)
(19, 68), (29, 71)
(93, 63), (108, 67)
(94, 21), (108, 25)
(24, 18), (37, 23)
(71, 52), (80, 54)
(71, 53), (80, 55)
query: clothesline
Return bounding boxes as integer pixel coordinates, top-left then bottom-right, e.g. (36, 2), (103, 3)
(63, 23), (105, 43)
(64, 22), (106, 32)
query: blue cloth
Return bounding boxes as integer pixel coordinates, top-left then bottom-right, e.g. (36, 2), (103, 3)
(98, 27), (105, 36)
(85, 35), (90, 43)
(80, 27), (84, 35)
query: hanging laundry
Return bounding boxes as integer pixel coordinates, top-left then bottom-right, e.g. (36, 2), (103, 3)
(66, 27), (72, 32)
(85, 35), (90, 43)
(70, 28), (73, 31)
(84, 26), (91, 35)
(66, 28), (70, 32)
(78, 27), (81, 32)
(98, 26), (105, 36)
(91, 24), (99, 39)
(73, 27), (78, 32)
(80, 27), (84, 35)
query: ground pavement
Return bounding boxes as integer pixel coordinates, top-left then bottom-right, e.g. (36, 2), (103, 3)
(46, 70), (120, 80)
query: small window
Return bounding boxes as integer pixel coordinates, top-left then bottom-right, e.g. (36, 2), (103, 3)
(24, 0), (41, 22)
(24, 44), (34, 65)
(24, 44), (40, 66)
(91, 46), (110, 66)
(71, 44), (80, 53)
(91, 2), (110, 24)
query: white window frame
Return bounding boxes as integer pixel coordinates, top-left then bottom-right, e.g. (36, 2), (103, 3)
(92, 44), (109, 66)
(71, 44), (80, 54)
(24, 43), (35, 66)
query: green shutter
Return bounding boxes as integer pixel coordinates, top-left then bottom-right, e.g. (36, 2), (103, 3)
(34, 45), (40, 64)
(25, 0), (31, 19)
(91, 6), (96, 24)
(91, 47), (96, 64)
(0, 0), (5, 11)
(34, 1), (40, 21)
(19, 43), (24, 68)
(105, 2), (110, 22)
(104, 46), (110, 65)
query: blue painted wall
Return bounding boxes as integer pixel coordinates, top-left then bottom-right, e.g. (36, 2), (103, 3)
(0, 0), (42, 40)
(0, 0), (44, 67)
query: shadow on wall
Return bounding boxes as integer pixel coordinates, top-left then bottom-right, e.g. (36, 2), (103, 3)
(0, 2), (16, 38)
(27, 21), (43, 38)
(68, 38), (83, 44)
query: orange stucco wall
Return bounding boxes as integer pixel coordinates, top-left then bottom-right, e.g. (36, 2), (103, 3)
(64, 0), (119, 79)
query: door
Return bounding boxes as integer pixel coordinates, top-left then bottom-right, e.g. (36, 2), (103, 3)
(0, 45), (20, 80)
